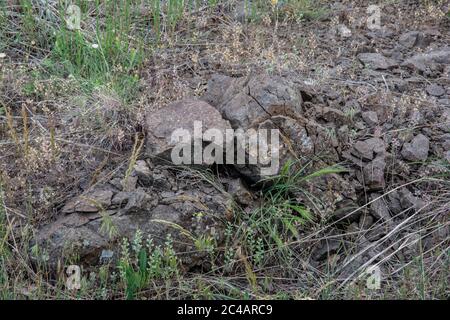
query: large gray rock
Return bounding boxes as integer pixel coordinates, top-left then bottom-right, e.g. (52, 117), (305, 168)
(144, 74), (329, 183)
(145, 99), (231, 161)
(205, 73), (304, 129)
(202, 73), (343, 183)
(33, 167), (231, 270)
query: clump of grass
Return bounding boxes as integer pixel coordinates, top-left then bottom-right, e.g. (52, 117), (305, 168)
(50, 1), (143, 101)
(280, 0), (327, 21)
(1, 0), (59, 55)
(1, 1), (144, 101)
(244, 0), (326, 23)
(166, 0), (186, 31)
(264, 160), (348, 198)
(221, 161), (347, 291)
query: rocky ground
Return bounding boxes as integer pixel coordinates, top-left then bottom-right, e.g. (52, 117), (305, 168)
(0, 0), (449, 299)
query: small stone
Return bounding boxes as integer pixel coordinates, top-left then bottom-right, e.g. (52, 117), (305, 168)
(99, 250), (114, 264)
(352, 138), (385, 161)
(426, 84), (445, 97)
(123, 190), (153, 214)
(398, 188), (425, 212)
(387, 191), (403, 214)
(401, 134), (430, 161)
(134, 160), (152, 185)
(337, 24), (352, 38)
(363, 156), (386, 190)
(442, 135), (450, 151)
(402, 48), (450, 73)
(108, 178), (124, 191)
(367, 27), (394, 39)
(366, 138), (385, 155)
(409, 109), (424, 125)
(369, 194), (391, 221)
(399, 31), (419, 48)
(226, 178), (253, 206)
(359, 214), (374, 230)
(353, 141), (374, 160)
(346, 222), (359, 234)
(62, 189), (114, 213)
(320, 107), (347, 125)
(398, 31), (431, 49)
(311, 238), (341, 261)
(392, 78), (408, 92)
(150, 172), (172, 190)
(358, 53), (398, 70)
(444, 150), (450, 162)
(111, 191), (132, 207)
(362, 111), (378, 126)
(333, 200), (361, 222)
(439, 109), (450, 132)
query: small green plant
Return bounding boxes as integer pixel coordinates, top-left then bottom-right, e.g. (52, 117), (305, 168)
(194, 234), (216, 254)
(345, 106), (358, 122)
(118, 231), (181, 299)
(118, 236), (147, 300)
